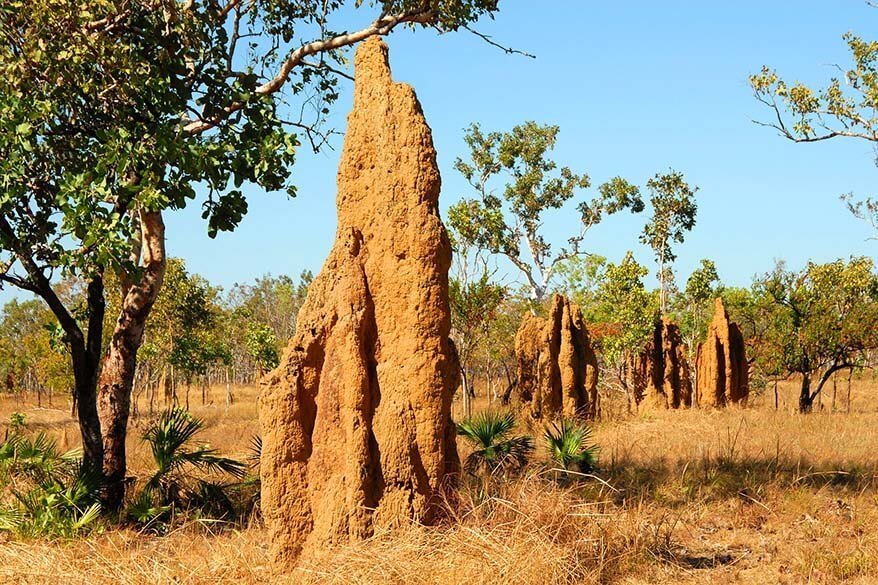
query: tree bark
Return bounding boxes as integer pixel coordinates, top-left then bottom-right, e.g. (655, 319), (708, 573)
(72, 347), (103, 474)
(70, 276), (106, 476)
(461, 369), (470, 418)
(98, 211), (167, 510)
(800, 364), (846, 415)
(799, 373), (813, 413)
(846, 368), (853, 413)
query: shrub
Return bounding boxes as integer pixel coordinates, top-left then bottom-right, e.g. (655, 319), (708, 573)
(456, 411), (534, 476)
(544, 418), (598, 475)
(0, 419), (102, 538)
(127, 408), (246, 530)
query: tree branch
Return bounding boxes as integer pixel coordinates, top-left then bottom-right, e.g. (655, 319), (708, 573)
(183, 8), (434, 135)
(462, 25), (536, 59)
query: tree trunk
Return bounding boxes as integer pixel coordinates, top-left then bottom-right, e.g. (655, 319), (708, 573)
(799, 374), (813, 414)
(225, 367), (233, 410)
(846, 368), (853, 413)
(72, 355), (103, 475)
(71, 276), (106, 476)
(148, 378), (155, 415)
(98, 211), (166, 511)
(461, 368), (471, 418)
(0, 218), (107, 481)
(831, 374), (837, 413)
(658, 250), (667, 314)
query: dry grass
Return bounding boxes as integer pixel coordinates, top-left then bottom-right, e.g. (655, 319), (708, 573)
(0, 377), (877, 584)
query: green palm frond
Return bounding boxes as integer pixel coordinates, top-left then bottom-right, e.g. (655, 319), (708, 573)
(544, 418), (599, 473)
(0, 432), (69, 482)
(144, 408), (204, 475)
(126, 490), (171, 528)
(133, 407), (247, 527)
(189, 480), (236, 519)
(0, 507), (24, 532)
(248, 435), (262, 466)
(71, 503), (101, 530)
(457, 411), (533, 475)
(465, 435), (534, 475)
(0, 425), (102, 537)
(456, 410), (516, 448)
(179, 447), (247, 478)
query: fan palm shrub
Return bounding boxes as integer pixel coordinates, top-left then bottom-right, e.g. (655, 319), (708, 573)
(456, 411), (534, 476)
(128, 408), (246, 528)
(544, 418), (598, 474)
(0, 422), (102, 537)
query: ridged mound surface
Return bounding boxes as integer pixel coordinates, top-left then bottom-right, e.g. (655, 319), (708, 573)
(259, 37), (460, 566)
(626, 318), (693, 410)
(514, 294), (599, 420)
(695, 298), (749, 407)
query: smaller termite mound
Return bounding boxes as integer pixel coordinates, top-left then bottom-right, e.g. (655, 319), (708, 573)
(514, 294), (599, 420)
(625, 317), (692, 410)
(695, 298), (749, 407)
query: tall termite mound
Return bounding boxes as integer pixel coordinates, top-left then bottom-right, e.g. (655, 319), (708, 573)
(695, 298), (749, 407)
(625, 318), (692, 410)
(259, 37), (460, 566)
(514, 294), (599, 420)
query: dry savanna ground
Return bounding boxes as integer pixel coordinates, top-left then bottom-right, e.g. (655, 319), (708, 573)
(0, 378), (877, 584)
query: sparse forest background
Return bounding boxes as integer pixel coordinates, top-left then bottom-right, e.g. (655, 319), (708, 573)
(0, 265), (313, 411)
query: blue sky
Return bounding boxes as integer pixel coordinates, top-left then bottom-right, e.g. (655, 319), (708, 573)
(165, 1), (878, 293)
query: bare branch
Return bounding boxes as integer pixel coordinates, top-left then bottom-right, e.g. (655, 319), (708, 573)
(463, 25), (536, 59)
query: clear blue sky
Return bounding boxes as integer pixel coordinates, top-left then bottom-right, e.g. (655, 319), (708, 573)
(165, 1), (878, 294)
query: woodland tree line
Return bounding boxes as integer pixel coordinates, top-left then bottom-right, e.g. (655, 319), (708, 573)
(0, 265), (311, 411)
(3, 243), (876, 422)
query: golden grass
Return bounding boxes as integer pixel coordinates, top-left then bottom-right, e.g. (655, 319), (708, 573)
(0, 377), (877, 584)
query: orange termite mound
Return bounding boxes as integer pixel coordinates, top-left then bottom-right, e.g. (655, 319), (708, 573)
(259, 37), (460, 566)
(625, 317), (693, 410)
(695, 298), (749, 407)
(514, 294), (600, 420)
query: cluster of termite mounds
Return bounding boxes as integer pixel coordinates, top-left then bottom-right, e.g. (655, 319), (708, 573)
(259, 37), (460, 566)
(624, 298), (749, 410)
(512, 294), (600, 420)
(257, 36), (752, 571)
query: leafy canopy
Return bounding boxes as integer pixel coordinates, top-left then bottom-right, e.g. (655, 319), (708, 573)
(590, 252), (658, 366)
(640, 170), (698, 312)
(0, 0), (299, 290)
(674, 258), (720, 349)
(448, 121), (642, 300)
(755, 257), (878, 385)
(751, 18), (878, 233)
(0, 0), (501, 311)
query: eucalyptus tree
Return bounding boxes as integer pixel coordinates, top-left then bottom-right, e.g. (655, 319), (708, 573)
(590, 252), (658, 399)
(227, 271), (312, 346)
(0, 0), (503, 509)
(449, 273), (506, 416)
(448, 121), (643, 304)
(640, 170), (698, 313)
(756, 258), (878, 413)
(676, 258), (719, 356)
(552, 254), (608, 310)
(750, 13), (878, 230)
